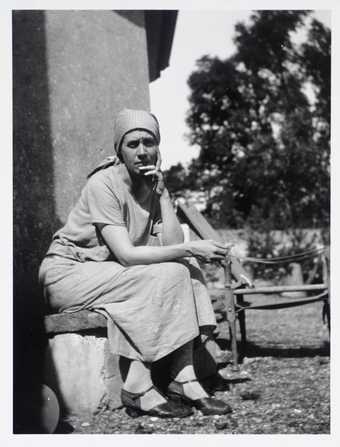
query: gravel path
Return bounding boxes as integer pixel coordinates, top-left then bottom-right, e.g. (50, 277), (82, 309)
(56, 300), (330, 434)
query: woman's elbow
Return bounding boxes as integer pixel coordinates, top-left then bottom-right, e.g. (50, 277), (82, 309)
(117, 257), (130, 267)
(113, 249), (136, 267)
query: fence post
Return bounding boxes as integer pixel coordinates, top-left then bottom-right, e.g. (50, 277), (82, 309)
(224, 255), (239, 371)
(322, 251), (330, 332)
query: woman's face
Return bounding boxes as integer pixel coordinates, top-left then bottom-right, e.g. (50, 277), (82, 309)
(120, 129), (158, 176)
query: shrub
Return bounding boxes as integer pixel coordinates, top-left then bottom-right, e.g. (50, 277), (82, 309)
(245, 226), (329, 284)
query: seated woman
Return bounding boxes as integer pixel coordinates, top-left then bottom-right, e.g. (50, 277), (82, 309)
(39, 109), (234, 418)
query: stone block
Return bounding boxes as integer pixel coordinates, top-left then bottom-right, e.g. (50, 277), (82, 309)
(44, 332), (122, 416)
(103, 340), (123, 411)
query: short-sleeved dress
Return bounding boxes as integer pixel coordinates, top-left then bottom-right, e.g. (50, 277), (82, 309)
(39, 164), (216, 362)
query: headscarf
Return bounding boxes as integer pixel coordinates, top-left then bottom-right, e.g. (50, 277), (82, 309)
(88, 109), (161, 178)
(113, 108), (160, 154)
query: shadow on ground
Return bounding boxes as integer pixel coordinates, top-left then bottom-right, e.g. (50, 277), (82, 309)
(217, 338), (330, 361)
(241, 340), (330, 359)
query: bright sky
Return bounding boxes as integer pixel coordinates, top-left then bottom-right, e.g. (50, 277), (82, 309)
(150, 10), (331, 169)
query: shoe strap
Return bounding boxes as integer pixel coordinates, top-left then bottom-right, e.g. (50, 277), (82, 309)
(122, 384), (155, 401)
(172, 378), (199, 385)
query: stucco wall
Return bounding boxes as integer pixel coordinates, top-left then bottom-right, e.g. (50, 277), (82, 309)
(45, 10), (150, 221)
(13, 10), (151, 432)
(13, 9), (150, 294)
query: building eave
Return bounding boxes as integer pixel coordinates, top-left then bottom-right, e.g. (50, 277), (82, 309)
(145, 10), (178, 82)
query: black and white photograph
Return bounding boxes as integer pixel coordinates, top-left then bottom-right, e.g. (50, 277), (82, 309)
(5, 0), (336, 441)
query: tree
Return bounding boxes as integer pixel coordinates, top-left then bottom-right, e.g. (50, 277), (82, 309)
(168, 11), (330, 230)
(300, 19), (330, 124)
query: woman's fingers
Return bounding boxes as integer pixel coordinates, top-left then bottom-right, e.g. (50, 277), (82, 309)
(138, 165), (165, 194)
(138, 165), (156, 174)
(224, 242), (234, 249)
(211, 242), (233, 255)
(214, 248), (228, 256)
(156, 148), (162, 170)
(191, 240), (235, 263)
(138, 165), (163, 181)
(210, 240), (233, 249)
(206, 241), (234, 262)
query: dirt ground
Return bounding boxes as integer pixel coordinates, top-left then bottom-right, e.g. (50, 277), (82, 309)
(56, 297), (330, 435)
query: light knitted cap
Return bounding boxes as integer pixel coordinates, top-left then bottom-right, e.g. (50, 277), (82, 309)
(114, 108), (160, 153)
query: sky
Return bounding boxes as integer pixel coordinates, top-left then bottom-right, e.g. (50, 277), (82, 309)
(150, 10), (331, 169)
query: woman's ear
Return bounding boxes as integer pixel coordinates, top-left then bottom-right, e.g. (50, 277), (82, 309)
(115, 143), (123, 162)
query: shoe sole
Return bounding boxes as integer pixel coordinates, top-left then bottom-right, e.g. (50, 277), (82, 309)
(125, 406), (192, 419)
(168, 392), (232, 415)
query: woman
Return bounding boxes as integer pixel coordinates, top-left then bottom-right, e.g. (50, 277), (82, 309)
(39, 109), (233, 418)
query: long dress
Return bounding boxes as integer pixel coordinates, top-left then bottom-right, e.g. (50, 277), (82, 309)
(39, 164), (216, 362)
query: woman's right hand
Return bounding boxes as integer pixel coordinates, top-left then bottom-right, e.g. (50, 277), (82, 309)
(188, 240), (233, 263)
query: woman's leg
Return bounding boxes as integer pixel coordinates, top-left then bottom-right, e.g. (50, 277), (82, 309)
(169, 341), (209, 399)
(168, 340), (233, 415)
(181, 258), (231, 380)
(120, 357), (167, 411)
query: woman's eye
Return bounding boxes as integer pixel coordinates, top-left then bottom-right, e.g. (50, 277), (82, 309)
(126, 138), (155, 149)
(144, 139), (155, 147)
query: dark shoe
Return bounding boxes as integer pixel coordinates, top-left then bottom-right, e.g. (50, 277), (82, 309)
(121, 384), (193, 418)
(207, 374), (230, 392)
(167, 379), (232, 416)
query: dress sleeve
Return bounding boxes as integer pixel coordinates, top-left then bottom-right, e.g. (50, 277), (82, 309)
(86, 174), (126, 227)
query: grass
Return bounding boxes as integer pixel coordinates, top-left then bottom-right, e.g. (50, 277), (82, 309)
(59, 297), (330, 434)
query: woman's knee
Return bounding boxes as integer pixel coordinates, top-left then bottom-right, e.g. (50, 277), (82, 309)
(179, 258), (206, 283)
(160, 261), (191, 282)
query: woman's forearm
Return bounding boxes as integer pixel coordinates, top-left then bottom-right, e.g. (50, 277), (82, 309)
(119, 243), (192, 265)
(100, 224), (228, 267)
(100, 222), (189, 265)
(159, 190), (184, 245)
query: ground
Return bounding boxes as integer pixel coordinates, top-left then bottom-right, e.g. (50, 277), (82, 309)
(56, 296), (330, 434)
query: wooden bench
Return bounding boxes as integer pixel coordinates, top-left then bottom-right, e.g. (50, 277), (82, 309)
(177, 202), (330, 370)
(42, 215), (226, 416)
(45, 309), (107, 334)
(43, 204), (329, 415)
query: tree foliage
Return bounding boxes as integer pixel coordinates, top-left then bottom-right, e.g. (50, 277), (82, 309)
(165, 11), (330, 230)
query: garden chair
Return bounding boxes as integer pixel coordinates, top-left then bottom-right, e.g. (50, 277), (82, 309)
(176, 202), (330, 371)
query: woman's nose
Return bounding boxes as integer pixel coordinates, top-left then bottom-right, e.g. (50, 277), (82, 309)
(137, 142), (146, 156)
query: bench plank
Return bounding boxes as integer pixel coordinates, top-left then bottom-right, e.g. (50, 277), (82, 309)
(177, 202), (222, 242)
(44, 310), (107, 335)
